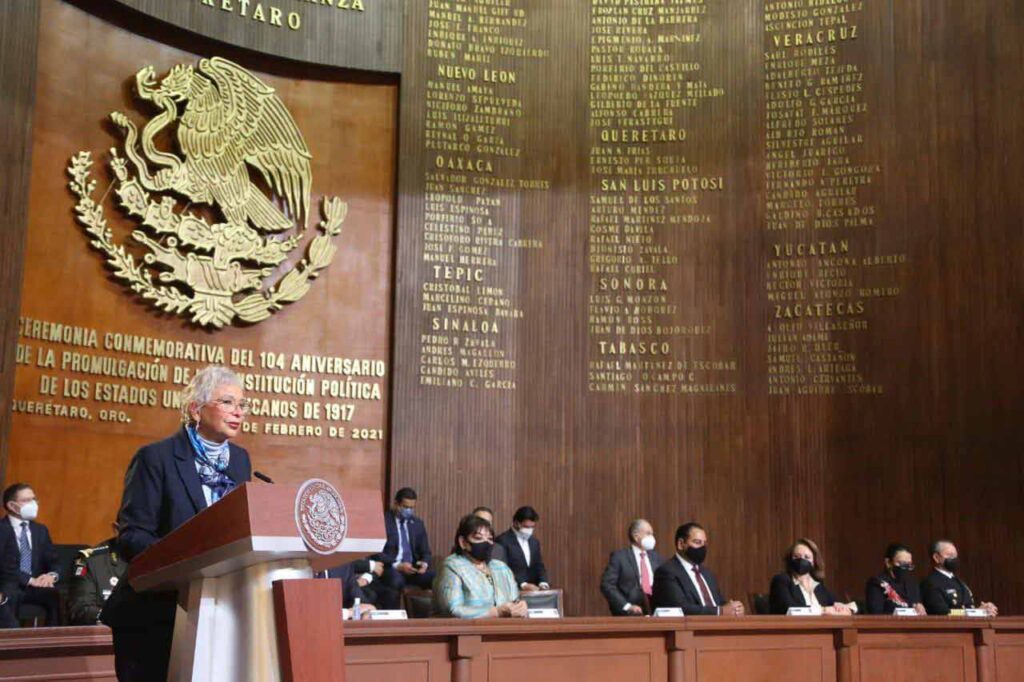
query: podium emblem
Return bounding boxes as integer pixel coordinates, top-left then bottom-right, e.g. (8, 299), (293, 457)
(67, 57), (347, 327)
(295, 478), (348, 554)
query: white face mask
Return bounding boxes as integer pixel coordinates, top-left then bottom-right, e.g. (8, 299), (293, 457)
(17, 500), (39, 521)
(640, 535), (657, 551)
(516, 526), (534, 539)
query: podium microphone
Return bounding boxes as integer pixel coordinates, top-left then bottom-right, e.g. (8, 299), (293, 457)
(253, 470), (275, 484)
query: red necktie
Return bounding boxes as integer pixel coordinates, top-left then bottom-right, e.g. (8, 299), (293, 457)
(693, 566), (715, 606)
(640, 551), (652, 596)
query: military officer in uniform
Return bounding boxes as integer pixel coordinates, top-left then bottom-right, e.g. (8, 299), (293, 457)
(68, 531), (128, 625)
(920, 539), (998, 616)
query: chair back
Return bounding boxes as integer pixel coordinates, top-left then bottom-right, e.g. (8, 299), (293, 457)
(403, 588), (436, 618)
(520, 589), (564, 615)
(750, 592), (771, 615)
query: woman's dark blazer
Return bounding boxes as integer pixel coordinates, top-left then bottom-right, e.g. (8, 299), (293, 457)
(769, 572), (838, 614)
(101, 428), (251, 628)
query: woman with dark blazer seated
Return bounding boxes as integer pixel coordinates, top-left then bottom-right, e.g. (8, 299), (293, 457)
(865, 543), (925, 615)
(769, 538), (856, 615)
(101, 366), (253, 682)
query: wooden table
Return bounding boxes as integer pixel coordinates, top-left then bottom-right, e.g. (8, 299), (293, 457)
(2, 616), (1023, 682)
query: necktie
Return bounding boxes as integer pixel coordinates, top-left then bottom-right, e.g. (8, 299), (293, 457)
(19, 522), (32, 575)
(398, 519), (412, 564)
(639, 551), (652, 596)
(692, 566), (715, 606)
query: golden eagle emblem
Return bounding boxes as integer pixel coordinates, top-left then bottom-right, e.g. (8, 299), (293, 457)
(67, 57), (346, 327)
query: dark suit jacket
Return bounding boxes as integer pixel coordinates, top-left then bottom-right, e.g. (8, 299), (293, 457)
(600, 547), (664, 615)
(372, 510), (433, 567)
(920, 569), (974, 615)
(0, 531), (17, 599)
(865, 572), (922, 614)
(495, 530), (548, 587)
(327, 559), (371, 609)
(101, 428), (251, 629)
(769, 573), (838, 613)
(651, 556), (726, 615)
(0, 518), (60, 588)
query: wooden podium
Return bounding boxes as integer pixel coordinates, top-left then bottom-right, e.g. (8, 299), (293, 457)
(127, 482), (385, 682)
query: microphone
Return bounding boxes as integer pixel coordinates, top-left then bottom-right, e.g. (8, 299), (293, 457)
(253, 470), (274, 484)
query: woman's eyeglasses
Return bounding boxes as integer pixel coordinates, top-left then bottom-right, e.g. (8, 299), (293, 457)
(208, 397), (252, 414)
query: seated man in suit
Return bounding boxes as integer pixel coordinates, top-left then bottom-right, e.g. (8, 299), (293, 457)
(920, 539), (998, 616)
(495, 506), (550, 592)
(471, 507), (507, 564)
(651, 522), (744, 616)
(371, 487), (435, 608)
(1, 483), (61, 626)
(600, 518), (664, 615)
(325, 560), (379, 619)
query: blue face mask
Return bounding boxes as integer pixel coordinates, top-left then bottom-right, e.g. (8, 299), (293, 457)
(398, 506), (414, 520)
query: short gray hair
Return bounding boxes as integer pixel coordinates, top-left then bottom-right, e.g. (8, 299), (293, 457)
(628, 518), (651, 541)
(180, 365), (242, 424)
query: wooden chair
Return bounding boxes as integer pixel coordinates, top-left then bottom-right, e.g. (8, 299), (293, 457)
(520, 588), (564, 615)
(402, 587), (436, 618)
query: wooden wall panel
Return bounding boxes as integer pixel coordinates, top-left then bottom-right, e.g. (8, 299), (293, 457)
(0, 0), (39, 486)
(390, 0), (1024, 618)
(480, 636), (665, 682)
(2, 0), (397, 545)
(344, 640), (451, 682)
(857, 633), (978, 682)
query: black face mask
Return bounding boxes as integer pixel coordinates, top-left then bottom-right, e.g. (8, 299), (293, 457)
(890, 564), (914, 582)
(467, 540), (493, 563)
(789, 557), (813, 576)
(684, 545), (707, 565)
(942, 557), (960, 574)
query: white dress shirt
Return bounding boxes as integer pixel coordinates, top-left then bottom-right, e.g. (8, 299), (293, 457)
(793, 575), (821, 608)
(516, 532), (532, 566)
(676, 555), (718, 608)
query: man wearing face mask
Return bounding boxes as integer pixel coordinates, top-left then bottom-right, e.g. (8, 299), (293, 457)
(491, 503), (548, 589)
(372, 487), (435, 608)
(652, 522), (745, 616)
(495, 506), (550, 592)
(865, 543), (924, 615)
(0, 483), (62, 626)
(600, 519), (665, 615)
(920, 539), (998, 616)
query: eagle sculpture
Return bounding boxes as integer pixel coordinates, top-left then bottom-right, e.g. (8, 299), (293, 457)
(116, 57), (312, 233)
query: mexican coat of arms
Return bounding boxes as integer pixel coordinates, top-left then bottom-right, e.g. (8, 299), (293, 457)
(67, 57), (346, 327)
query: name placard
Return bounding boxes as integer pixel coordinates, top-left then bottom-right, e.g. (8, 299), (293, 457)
(526, 608), (561, 619)
(653, 608), (685, 618)
(367, 609), (408, 621)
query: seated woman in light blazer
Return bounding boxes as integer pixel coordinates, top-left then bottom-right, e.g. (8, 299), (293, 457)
(769, 538), (857, 615)
(434, 515), (527, 619)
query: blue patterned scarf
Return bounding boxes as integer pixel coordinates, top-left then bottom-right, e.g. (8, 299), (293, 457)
(185, 425), (235, 503)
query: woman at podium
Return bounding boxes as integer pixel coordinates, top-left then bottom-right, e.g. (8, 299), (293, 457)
(101, 365), (253, 682)
(768, 538), (857, 616)
(434, 515), (527, 619)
